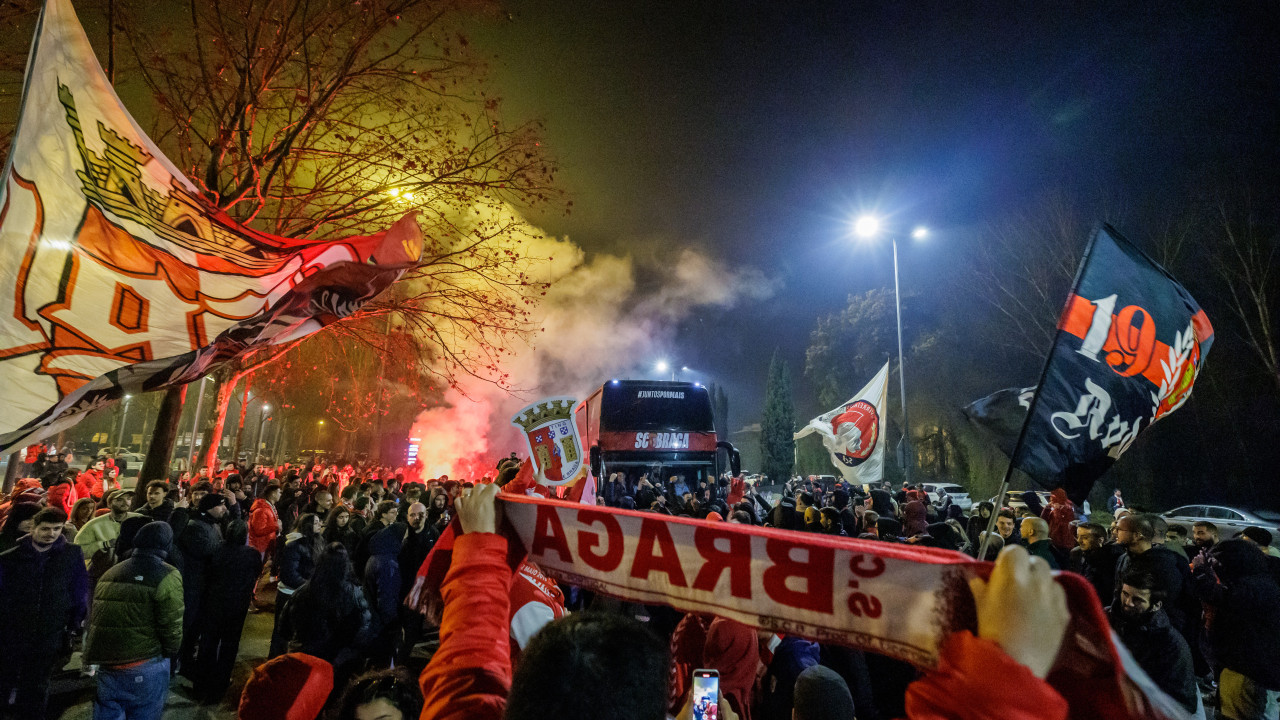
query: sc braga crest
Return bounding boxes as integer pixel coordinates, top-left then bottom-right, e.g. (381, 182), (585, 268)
(511, 397), (586, 486)
(831, 400), (879, 467)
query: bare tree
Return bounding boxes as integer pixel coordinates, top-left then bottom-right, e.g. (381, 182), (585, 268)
(88, 0), (562, 471)
(967, 191), (1094, 359)
(1203, 190), (1280, 393)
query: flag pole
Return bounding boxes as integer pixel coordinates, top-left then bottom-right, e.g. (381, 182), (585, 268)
(977, 226), (1104, 560)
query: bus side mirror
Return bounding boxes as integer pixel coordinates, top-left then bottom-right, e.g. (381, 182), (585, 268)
(731, 449), (741, 476)
(590, 445), (602, 478)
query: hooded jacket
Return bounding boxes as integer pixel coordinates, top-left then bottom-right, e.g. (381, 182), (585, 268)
(1043, 489), (1077, 550)
(1192, 539), (1280, 689)
(237, 653), (334, 720)
(82, 521), (183, 665)
(703, 618), (759, 720)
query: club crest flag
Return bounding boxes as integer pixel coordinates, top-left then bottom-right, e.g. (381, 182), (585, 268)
(0, 0), (423, 454)
(1014, 225), (1213, 504)
(511, 397), (585, 486)
(795, 362), (888, 485)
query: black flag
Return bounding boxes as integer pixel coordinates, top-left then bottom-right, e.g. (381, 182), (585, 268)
(1012, 225), (1213, 504)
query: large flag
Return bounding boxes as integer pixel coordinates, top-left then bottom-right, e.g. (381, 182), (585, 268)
(1012, 225), (1213, 504)
(0, 0), (422, 454)
(795, 362), (888, 485)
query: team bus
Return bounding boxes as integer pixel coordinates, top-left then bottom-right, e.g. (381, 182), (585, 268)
(575, 380), (740, 488)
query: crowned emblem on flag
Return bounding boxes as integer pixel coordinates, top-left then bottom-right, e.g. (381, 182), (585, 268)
(511, 397), (585, 486)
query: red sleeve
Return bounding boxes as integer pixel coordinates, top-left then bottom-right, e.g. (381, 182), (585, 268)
(419, 532), (515, 720)
(904, 632), (1068, 720)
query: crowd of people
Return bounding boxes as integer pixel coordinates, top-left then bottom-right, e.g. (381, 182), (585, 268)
(0, 448), (1277, 720)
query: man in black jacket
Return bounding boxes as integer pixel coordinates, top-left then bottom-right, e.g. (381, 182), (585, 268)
(1107, 571), (1199, 715)
(0, 508), (89, 719)
(1073, 522), (1123, 604)
(176, 493), (227, 672)
(1193, 539), (1280, 720)
(1112, 514), (1193, 634)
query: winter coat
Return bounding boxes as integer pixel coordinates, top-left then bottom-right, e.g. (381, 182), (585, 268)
(75, 469), (104, 501)
(73, 512), (141, 568)
(760, 635), (822, 720)
(138, 499), (175, 524)
(0, 535), (89, 651)
(1113, 546), (1193, 632)
(176, 514), (223, 626)
(1192, 539), (1280, 690)
(1027, 539), (1060, 570)
(399, 523), (439, 598)
(1076, 544), (1123, 605)
(363, 524), (404, 630)
(1043, 489), (1077, 550)
(47, 483), (75, 515)
(280, 579), (372, 664)
(82, 544), (184, 665)
(203, 543), (264, 624)
(247, 498), (279, 555)
(1106, 606), (1198, 714)
(902, 501), (929, 536)
(277, 532), (321, 592)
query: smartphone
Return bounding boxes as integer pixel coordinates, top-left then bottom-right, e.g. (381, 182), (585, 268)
(690, 668), (719, 720)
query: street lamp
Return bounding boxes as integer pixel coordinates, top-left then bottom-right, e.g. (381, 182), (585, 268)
(114, 394), (133, 451)
(853, 215), (929, 485)
(655, 360), (676, 381)
(253, 403), (271, 464)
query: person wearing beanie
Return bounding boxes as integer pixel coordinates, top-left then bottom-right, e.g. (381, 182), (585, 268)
(175, 491), (228, 673)
(83, 521), (183, 719)
(793, 664), (856, 720)
(237, 653), (334, 720)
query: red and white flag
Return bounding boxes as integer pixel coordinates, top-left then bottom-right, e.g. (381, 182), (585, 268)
(0, 0), (422, 453)
(794, 362), (889, 485)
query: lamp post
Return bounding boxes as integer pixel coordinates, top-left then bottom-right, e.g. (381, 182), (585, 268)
(315, 419), (325, 453)
(114, 394), (133, 451)
(253, 403), (271, 464)
(186, 377), (209, 472)
(854, 216), (928, 486)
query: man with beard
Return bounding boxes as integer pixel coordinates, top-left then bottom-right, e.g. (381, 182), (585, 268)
(74, 488), (140, 573)
(1107, 571), (1199, 715)
(397, 502), (435, 664)
(1112, 514), (1193, 634)
(1192, 521), (1219, 554)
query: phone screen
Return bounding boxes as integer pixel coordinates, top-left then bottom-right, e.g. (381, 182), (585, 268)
(691, 669), (719, 720)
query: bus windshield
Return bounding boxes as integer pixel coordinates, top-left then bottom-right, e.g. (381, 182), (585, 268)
(599, 382), (714, 433)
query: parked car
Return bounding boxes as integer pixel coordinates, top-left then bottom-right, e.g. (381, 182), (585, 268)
(921, 483), (973, 512)
(990, 490), (1052, 511)
(1161, 505), (1280, 547)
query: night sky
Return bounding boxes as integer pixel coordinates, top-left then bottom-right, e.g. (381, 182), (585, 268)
(471, 1), (1280, 429)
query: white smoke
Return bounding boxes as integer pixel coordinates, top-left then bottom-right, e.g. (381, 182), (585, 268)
(408, 203), (776, 479)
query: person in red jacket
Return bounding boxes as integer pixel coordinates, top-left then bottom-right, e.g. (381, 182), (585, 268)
(418, 484), (1072, 720)
(249, 485), (283, 559)
(74, 459), (106, 502)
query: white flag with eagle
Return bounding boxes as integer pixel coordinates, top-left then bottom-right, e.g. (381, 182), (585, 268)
(0, 0), (422, 454)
